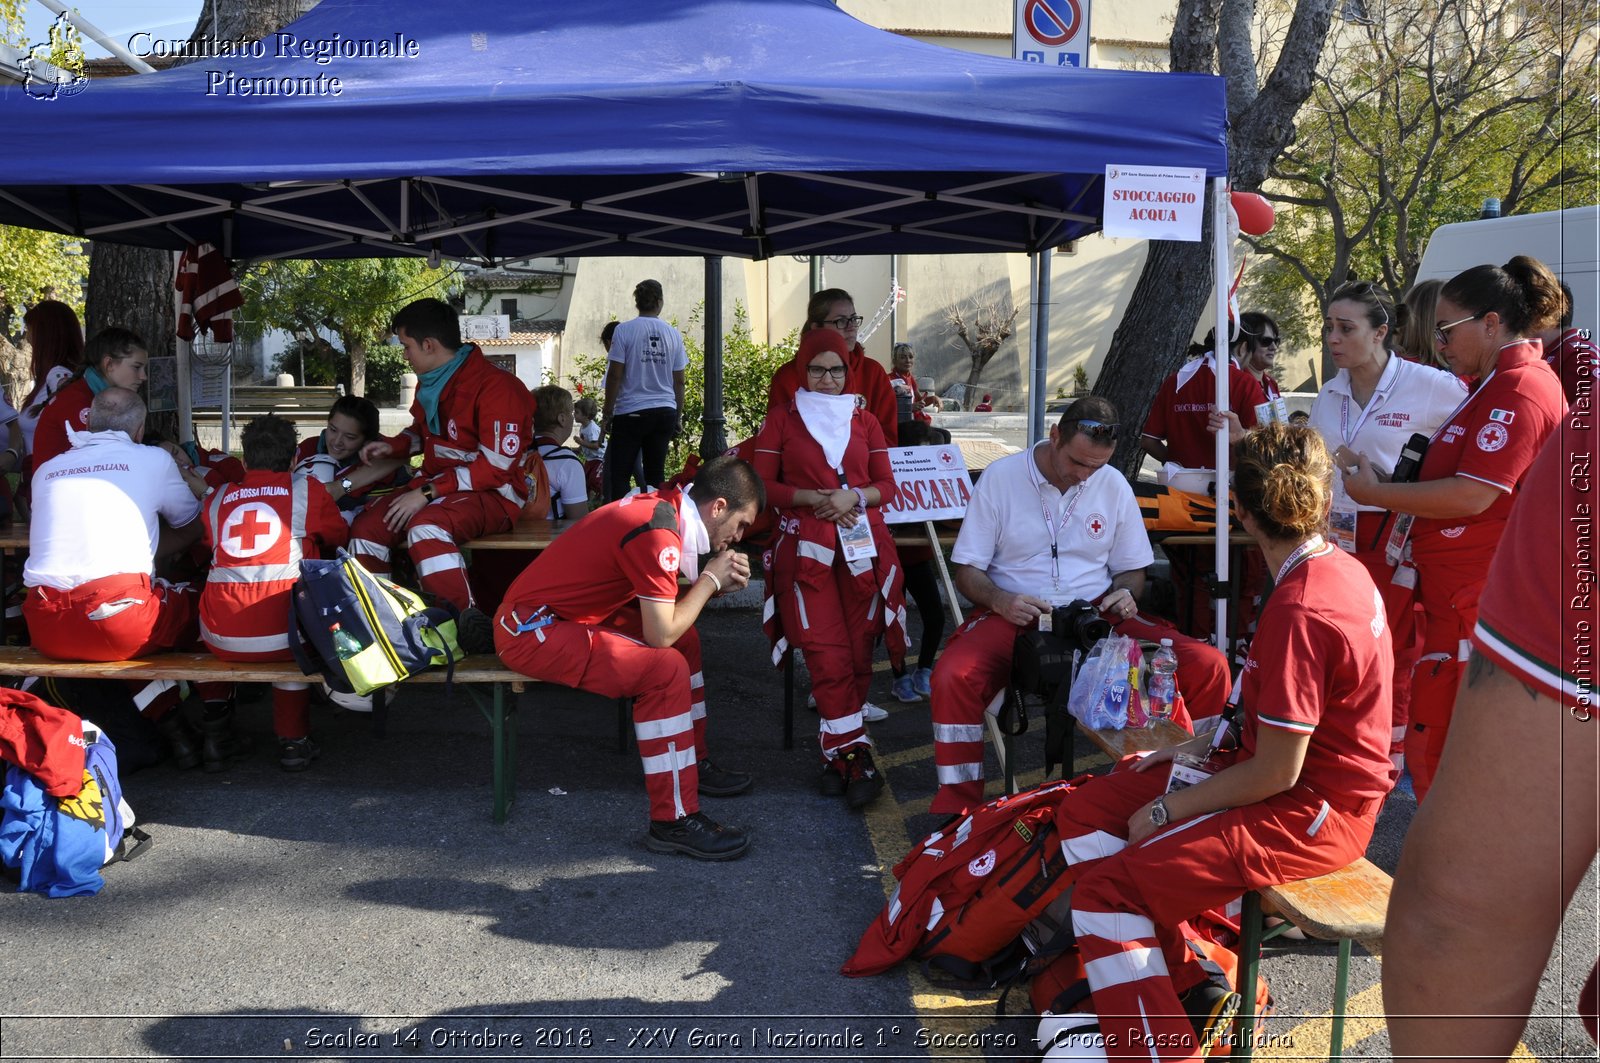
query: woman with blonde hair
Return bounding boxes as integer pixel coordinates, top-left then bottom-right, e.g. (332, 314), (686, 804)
(1051, 422), (1394, 1057)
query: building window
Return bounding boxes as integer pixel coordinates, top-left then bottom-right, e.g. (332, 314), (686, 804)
(500, 298), (518, 318)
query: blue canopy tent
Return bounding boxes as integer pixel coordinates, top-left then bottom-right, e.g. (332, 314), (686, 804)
(0, 0), (1226, 262)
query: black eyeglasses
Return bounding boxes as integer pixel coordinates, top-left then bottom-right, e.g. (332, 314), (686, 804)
(1435, 312), (1485, 347)
(1070, 419), (1120, 442)
(822, 315), (864, 329)
(807, 364), (847, 380)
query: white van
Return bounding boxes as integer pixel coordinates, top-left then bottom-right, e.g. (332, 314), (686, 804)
(1415, 206), (1600, 327)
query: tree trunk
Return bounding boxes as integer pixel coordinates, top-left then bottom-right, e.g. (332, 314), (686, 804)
(348, 337), (366, 398)
(1095, 237), (1214, 476)
(85, 242), (178, 437)
(187, 0), (319, 44)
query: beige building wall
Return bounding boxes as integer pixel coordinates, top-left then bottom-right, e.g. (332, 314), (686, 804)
(561, 0), (1180, 413)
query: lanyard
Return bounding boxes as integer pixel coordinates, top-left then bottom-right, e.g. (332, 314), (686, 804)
(1030, 445), (1087, 591)
(1275, 534), (1331, 585)
(1428, 368), (1497, 446)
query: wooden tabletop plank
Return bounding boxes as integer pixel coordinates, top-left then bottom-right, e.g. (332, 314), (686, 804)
(0, 647), (518, 685)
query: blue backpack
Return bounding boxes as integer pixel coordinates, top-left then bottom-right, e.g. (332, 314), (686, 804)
(0, 720), (151, 898)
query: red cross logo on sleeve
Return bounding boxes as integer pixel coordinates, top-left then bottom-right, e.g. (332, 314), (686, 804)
(221, 503), (283, 559)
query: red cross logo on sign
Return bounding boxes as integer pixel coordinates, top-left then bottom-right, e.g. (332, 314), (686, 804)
(222, 503), (282, 558)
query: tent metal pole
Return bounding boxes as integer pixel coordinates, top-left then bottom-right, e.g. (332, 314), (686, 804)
(32, 0), (155, 73)
(889, 255), (899, 347)
(1211, 177), (1232, 648)
(700, 255), (727, 458)
(1031, 246), (1053, 446)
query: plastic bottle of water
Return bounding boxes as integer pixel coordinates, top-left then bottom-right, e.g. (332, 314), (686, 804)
(1147, 638), (1180, 721)
(330, 623), (362, 660)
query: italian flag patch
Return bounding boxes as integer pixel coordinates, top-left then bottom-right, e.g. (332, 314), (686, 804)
(1489, 408), (1515, 424)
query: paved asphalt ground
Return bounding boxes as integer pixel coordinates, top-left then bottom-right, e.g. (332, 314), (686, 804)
(1, 595), (1595, 1062)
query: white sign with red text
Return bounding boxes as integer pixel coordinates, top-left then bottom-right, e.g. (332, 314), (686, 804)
(881, 445), (975, 522)
(1101, 165), (1207, 242)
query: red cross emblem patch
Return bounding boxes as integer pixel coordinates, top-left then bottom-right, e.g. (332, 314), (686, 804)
(1085, 513), (1107, 540)
(658, 545), (681, 573)
(221, 502), (283, 559)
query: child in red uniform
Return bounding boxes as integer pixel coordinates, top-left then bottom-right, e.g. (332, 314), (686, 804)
(200, 415), (348, 771)
(1054, 424), (1393, 1061)
(31, 327), (149, 475)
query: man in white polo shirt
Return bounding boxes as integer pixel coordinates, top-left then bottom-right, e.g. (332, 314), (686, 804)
(928, 397), (1231, 815)
(23, 387), (204, 662)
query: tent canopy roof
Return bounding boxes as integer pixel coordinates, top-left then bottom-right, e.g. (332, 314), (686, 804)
(0, 0), (1228, 263)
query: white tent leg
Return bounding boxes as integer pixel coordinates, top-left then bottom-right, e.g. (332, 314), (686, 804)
(1211, 177), (1233, 650)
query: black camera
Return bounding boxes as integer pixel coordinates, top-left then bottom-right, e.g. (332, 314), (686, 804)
(1050, 599), (1113, 655)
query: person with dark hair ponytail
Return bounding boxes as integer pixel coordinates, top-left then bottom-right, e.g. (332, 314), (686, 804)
(1342, 255), (1566, 800)
(31, 326), (148, 474)
(18, 300), (83, 462)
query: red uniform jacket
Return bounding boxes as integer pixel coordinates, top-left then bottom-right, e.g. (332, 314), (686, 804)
(375, 347), (535, 519)
(753, 399), (908, 669)
(199, 470), (348, 661)
(30, 376), (92, 474)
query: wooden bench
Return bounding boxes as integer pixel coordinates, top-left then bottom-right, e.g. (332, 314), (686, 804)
(0, 647), (531, 825)
(1078, 714), (1391, 1063)
(223, 385), (340, 411)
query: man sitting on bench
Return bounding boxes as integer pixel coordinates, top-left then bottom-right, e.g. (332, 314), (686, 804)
(24, 387), (204, 661)
(928, 397), (1230, 816)
(492, 456), (762, 862)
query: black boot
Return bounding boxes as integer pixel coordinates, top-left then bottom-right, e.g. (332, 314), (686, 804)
(156, 711), (201, 771)
(199, 702), (250, 773)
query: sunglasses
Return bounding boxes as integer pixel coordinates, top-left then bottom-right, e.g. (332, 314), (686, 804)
(1435, 312), (1485, 347)
(807, 364), (847, 379)
(1258, 336), (1280, 348)
(1071, 419), (1120, 442)
(822, 315), (864, 329)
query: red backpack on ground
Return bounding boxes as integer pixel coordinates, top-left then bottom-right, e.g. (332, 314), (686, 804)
(843, 776), (1087, 984)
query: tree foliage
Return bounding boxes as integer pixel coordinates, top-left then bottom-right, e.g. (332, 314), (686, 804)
(1252, 0), (1599, 351)
(239, 258), (453, 396)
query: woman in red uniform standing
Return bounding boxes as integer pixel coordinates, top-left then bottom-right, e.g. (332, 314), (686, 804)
(1051, 423), (1393, 1060)
(765, 288), (899, 445)
(1342, 256), (1567, 800)
(31, 327), (148, 473)
(754, 330), (908, 809)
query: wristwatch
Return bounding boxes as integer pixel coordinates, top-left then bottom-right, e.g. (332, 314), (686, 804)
(340, 477), (354, 494)
(420, 481), (436, 502)
(1149, 796), (1171, 828)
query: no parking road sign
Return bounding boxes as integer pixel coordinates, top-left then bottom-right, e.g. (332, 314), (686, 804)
(1014, 0), (1090, 68)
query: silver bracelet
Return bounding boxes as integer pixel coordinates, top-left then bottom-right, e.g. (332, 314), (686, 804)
(702, 570), (722, 594)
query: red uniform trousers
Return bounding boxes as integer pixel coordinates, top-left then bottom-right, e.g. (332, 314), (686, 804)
(1407, 554), (1484, 802)
(493, 606), (707, 823)
(25, 573), (199, 662)
(349, 490), (514, 611)
(772, 558), (881, 761)
(929, 610), (1220, 815)
(1057, 761), (1380, 1061)
(1349, 512), (1422, 775)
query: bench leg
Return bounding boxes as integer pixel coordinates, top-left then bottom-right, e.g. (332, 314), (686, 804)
(1330, 936), (1353, 1060)
(1235, 889), (1265, 1063)
(783, 653), (795, 751)
(371, 686), (388, 738)
(482, 682), (517, 824)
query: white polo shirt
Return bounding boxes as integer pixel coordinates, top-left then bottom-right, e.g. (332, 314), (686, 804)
(25, 429), (202, 590)
(1309, 354), (1467, 513)
(951, 443), (1153, 602)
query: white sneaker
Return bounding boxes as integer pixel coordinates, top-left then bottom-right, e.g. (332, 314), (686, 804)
(861, 701), (889, 722)
(322, 682), (373, 713)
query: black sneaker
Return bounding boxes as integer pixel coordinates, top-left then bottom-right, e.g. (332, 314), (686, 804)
(645, 812), (750, 861)
(278, 736), (321, 773)
(696, 758), (753, 797)
(818, 760), (847, 797)
(1182, 980), (1241, 1054)
(458, 606), (497, 656)
(841, 746), (884, 809)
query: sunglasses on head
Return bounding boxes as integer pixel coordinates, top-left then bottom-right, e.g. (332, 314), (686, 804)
(1071, 419), (1120, 442)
